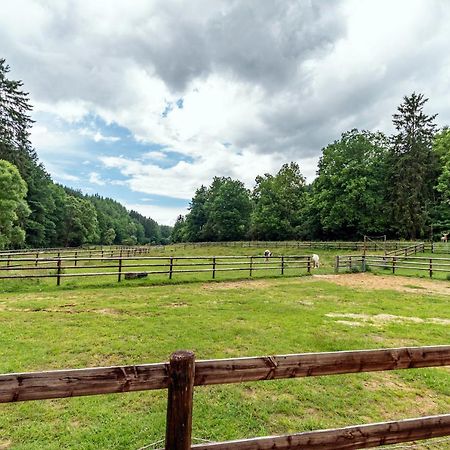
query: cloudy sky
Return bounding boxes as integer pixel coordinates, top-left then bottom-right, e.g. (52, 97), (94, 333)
(1, 0), (449, 224)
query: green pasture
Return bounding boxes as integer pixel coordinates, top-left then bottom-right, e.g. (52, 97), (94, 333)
(0, 271), (449, 449)
(0, 246), (362, 293)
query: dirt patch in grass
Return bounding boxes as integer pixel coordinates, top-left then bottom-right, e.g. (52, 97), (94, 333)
(311, 273), (450, 295)
(0, 441), (11, 450)
(326, 312), (450, 326)
(201, 279), (273, 290)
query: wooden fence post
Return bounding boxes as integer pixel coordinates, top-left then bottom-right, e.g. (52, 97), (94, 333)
(165, 350), (195, 450)
(74, 251), (78, 267)
(335, 255), (339, 273)
(35, 252), (39, 267)
(249, 256), (253, 277)
(56, 258), (62, 286)
(393, 257), (396, 274)
(281, 256), (284, 275)
(212, 257), (216, 279)
(307, 256), (311, 274)
(169, 257), (174, 280)
(429, 258), (433, 278)
(362, 255), (366, 272)
(118, 258), (122, 282)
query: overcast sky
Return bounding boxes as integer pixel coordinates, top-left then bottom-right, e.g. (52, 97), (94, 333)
(1, 0), (449, 224)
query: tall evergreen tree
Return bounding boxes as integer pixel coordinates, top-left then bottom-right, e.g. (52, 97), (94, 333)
(387, 93), (438, 239)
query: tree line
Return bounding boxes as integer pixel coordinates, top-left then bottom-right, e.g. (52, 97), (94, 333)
(173, 93), (450, 242)
(0, 58), (170, 249)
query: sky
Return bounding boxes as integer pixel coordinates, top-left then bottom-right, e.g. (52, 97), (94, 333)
(1, 0), (450, 225)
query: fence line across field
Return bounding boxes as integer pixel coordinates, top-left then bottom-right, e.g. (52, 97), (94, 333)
(0, 254), (313, 285)
(0, 345), (449, 449)
(336, 254), (450, 277)
(0, 240), (440, 259)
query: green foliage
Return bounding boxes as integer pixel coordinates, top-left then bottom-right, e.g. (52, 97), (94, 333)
(184, 185), (209, 241)
(0, 159), (30, 248)
(182, 178), (252, 242)
(171, 215), (187, 243)
(203, 177), (252, 241)
(387, 93), (439, 239)
(61, 195), (99, 246)
(2, 56), (450, 245)
(251, 162), (306, 240)
(103, 228), (116, 245)
(434, 128), (450, 204)
(313, 129), (389, 238)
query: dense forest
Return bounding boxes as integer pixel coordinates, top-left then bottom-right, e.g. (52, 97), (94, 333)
(1, 57), (450, 249)
(0, 58), (170, 249)
(173, 94), (450, 243)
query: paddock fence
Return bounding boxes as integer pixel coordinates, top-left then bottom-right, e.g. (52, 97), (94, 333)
(0, 245), (153, 261)
(173, 240), (426, 252)
(0, 345), (449, 449)
(385, 242), (425, 256)
(0, 254), (312, 285)
(336, 254), (450, 278)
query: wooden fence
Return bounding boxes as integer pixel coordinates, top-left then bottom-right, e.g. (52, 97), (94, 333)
(335, 254), (450, 278)
(0, 346), (449, 449)
(0, 245), (153, 261)
(174, 240), (425, 251)
(0, 255), (312, 285)
(385, 242), (425, 256)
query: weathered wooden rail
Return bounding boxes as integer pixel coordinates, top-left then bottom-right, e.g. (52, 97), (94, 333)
(336, 254), (450, 277)
(0, 245), (152, 261)
(385, 242), (425, 256)
(0, 254), (312, 285)
(0, 346), (449, 449)
(174, 240), (424, 251)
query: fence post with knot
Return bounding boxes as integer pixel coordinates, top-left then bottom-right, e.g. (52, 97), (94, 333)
(165, 350), (195, 450)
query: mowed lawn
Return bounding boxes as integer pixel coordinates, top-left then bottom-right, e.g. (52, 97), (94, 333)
(0, 274), (449, 449)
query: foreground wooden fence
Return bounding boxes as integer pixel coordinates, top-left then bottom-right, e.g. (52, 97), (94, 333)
(0, 255), (312, 285)
(336, 254), (450, 278)
(0, 346), (449, 449)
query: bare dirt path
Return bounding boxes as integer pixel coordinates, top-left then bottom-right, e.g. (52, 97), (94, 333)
(311, 273), (450, 295)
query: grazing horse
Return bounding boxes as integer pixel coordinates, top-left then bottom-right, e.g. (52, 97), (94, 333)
(441, 233), (449, 243)
(312, 253), (320, 268)
(264, 249), (272, 262)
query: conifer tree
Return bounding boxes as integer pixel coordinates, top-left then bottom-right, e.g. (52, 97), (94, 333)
(387, 93), (438, 239)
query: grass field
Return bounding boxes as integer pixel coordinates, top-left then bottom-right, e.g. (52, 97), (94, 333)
(0, 266), (449, 449)
(0, 245), (375, 293)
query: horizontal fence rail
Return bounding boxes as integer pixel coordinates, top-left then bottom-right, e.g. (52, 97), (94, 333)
(336, 254), (450, 277)
(1, 346), (449, 403)
(385, 242), (425, 256)
(0, 254), (312, 285)
(173, 240), (427, 251)
(192, 415), (450, 450)
(0, 346), (449, 450)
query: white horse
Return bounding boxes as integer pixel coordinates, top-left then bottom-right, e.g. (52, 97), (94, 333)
(312, 254), (320, 268)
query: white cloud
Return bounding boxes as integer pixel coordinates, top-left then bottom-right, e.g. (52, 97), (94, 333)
(2, 0), (450, 221)
(88, 172), (106, 186)
(79, 128), (120, 143)
(123, 202), (188, 226)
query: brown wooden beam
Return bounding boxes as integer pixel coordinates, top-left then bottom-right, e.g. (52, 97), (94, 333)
(191, 414), (450, 450)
